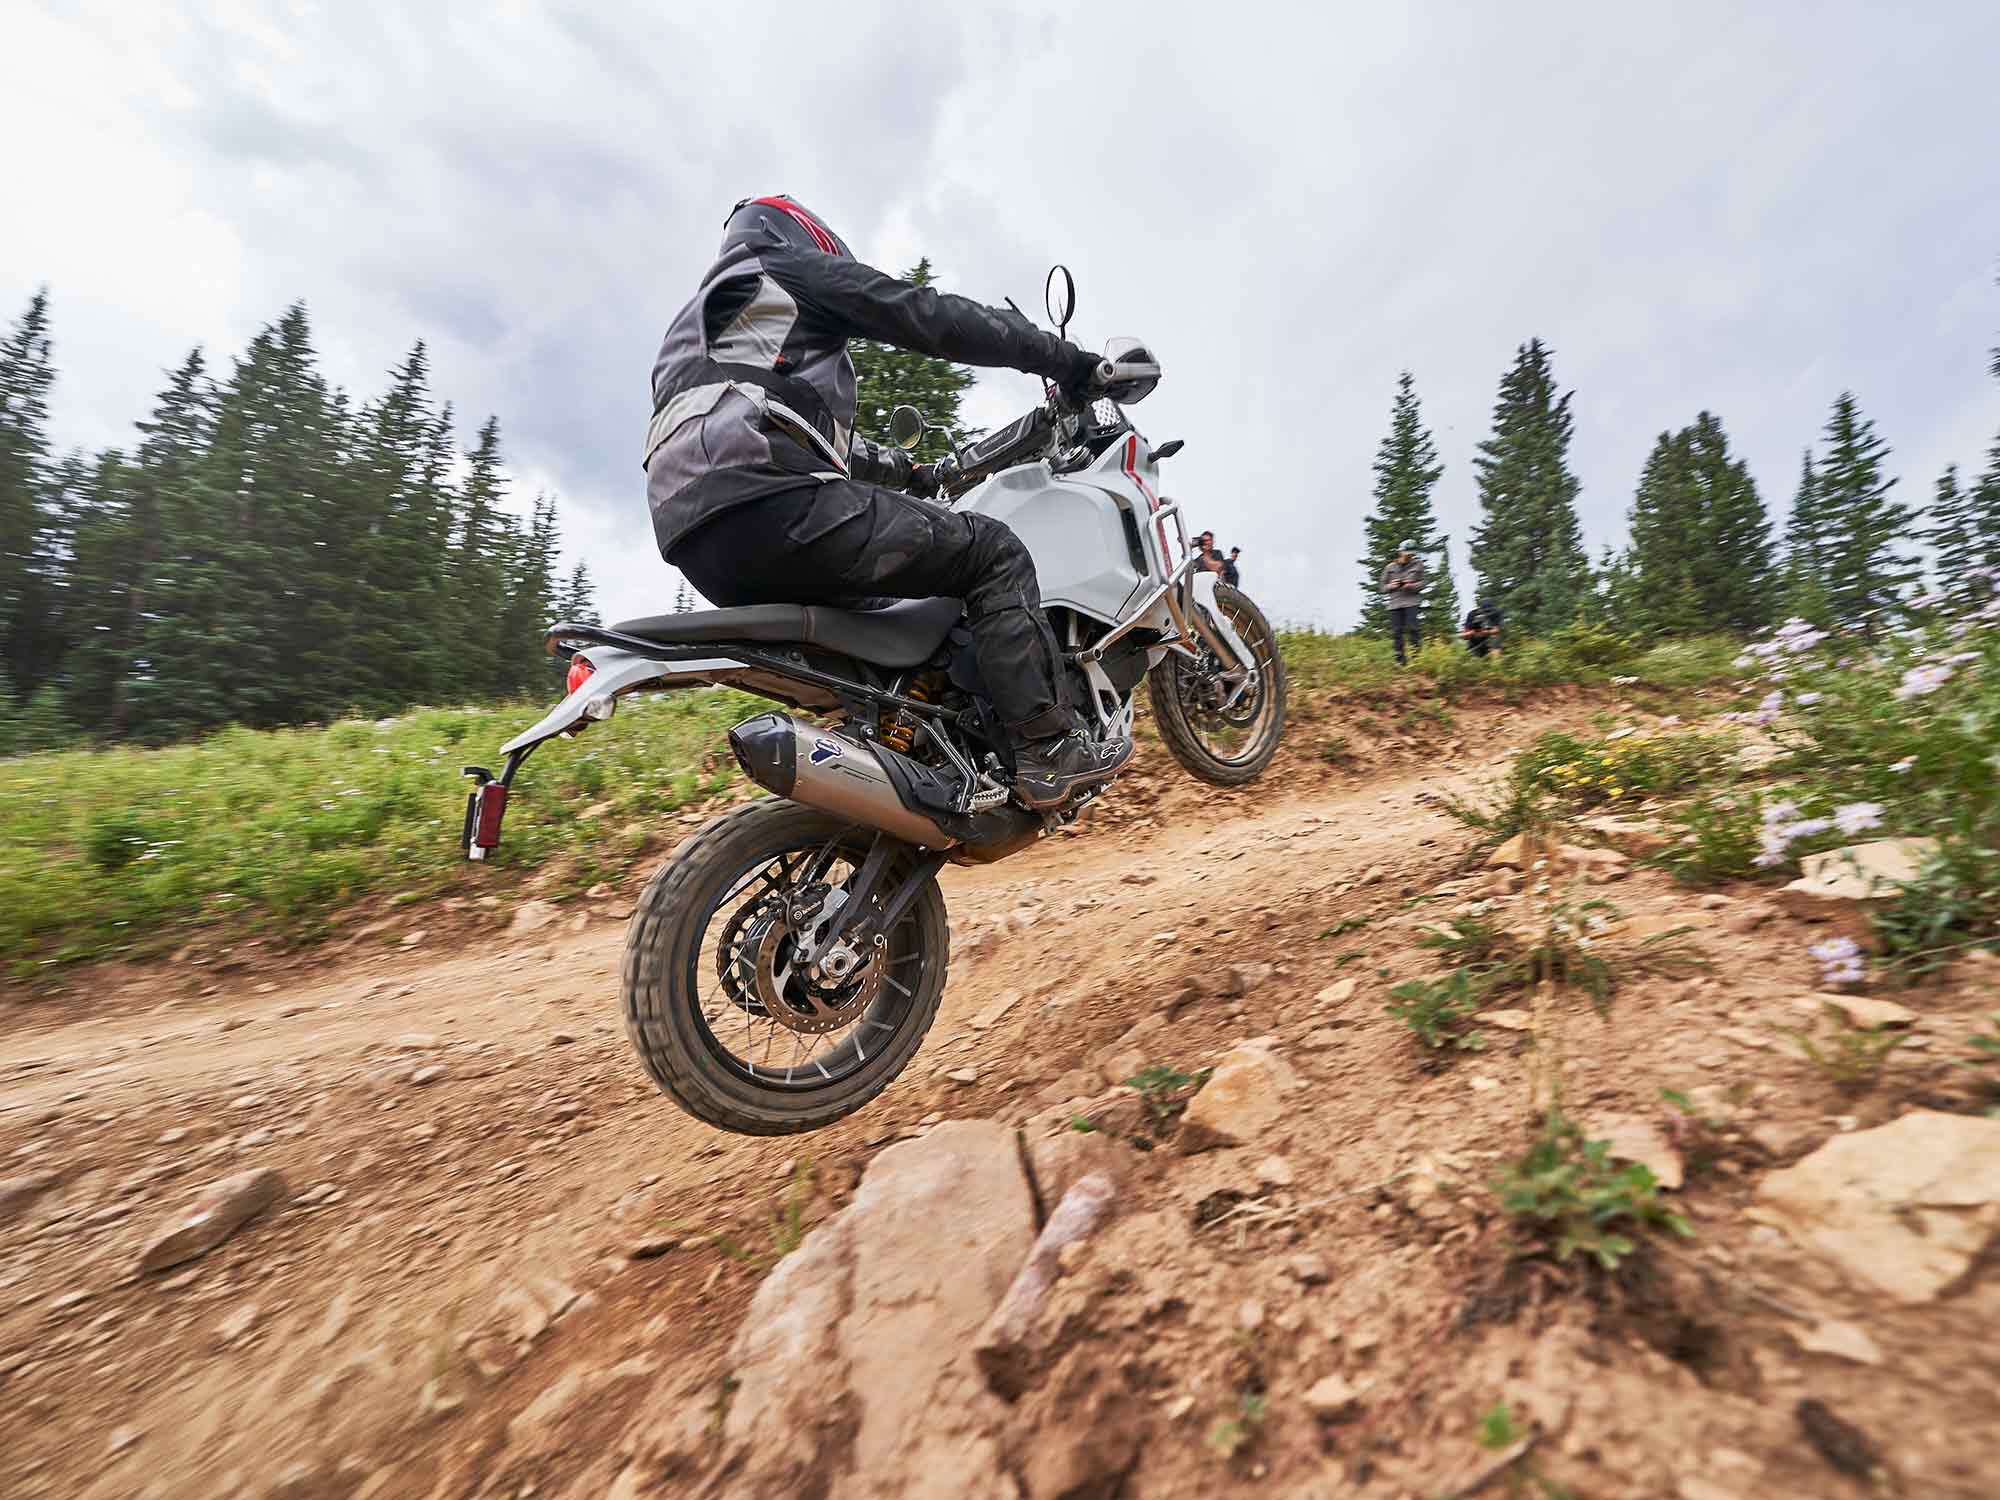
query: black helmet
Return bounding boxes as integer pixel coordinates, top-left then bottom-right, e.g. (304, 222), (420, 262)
(722, 194), (853, 259)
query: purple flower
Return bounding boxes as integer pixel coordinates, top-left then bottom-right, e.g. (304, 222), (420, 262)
(1762, 800), (1800, 826)
(1809, 936), (1867, 989)
(1833, 802), (1883, 835)
(1894, 664), (1952, 700)
(1795, 691), (1822, 706)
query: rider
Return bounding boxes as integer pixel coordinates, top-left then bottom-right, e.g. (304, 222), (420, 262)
(645, 194), (1132, 809)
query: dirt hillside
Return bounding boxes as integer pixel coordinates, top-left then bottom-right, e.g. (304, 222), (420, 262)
(3, 696), (1995, 1499)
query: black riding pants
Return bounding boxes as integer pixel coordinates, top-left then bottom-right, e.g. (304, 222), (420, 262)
(671, 481), (1070, 744)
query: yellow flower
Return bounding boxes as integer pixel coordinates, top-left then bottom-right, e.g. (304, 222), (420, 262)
(1609, 786), (1623, 798)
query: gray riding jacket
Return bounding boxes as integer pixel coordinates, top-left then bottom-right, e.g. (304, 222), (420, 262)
(644, 197), (1085, 559)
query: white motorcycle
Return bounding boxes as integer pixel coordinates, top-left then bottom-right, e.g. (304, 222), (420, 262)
(462, 268), (1286, 1134)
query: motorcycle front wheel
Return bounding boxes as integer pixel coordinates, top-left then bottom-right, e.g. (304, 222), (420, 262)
(622, 800), (948, 1135)
(1147, 582), (1288, 786)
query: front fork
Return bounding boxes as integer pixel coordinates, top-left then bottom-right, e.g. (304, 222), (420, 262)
(1171, 569), (1257, 708)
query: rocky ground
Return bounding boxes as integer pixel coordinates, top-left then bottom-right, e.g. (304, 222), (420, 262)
(3, 694), (1997, 1499)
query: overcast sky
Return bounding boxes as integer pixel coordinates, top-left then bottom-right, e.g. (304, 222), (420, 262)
(6, 1), (1998, 630)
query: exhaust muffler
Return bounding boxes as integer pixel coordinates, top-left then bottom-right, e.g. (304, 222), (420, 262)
(728, 713), (959, 849)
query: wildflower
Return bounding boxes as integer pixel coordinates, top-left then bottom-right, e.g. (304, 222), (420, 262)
(1787, 817), (1833, 840)
(1608, 786), (1623, 798)
(1809, 936), (1867, 989)
(1832, 802), (1883, 835)
(1889, 756), (1916, 773)
(1795, 691), (1822, 706)
(1894, 663), (1952, 699)
(1762, 800), (1800, 825)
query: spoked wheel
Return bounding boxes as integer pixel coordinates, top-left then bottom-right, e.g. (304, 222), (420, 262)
(1147, 582), (1288, 785)
(622, 800), (948, 1135)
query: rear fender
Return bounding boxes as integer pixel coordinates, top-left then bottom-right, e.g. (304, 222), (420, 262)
(498, 647), (746, 756)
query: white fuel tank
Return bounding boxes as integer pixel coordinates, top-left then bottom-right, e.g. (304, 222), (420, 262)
(959, 463), (1147, 623)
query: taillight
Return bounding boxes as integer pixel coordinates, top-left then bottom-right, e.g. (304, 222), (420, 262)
(565, 654), (595, 696)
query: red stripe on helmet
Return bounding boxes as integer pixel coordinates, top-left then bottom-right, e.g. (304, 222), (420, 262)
(749, 195), (842, 256)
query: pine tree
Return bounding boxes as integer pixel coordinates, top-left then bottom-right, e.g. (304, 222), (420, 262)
(1426, 536), (1462, 643)
(449, 417), (513, 699)
(495, 493), (560, 697)
(1811, 392), (1914, 629)
(1780, 449), (1832, 621)
(556, 560), (600, 626)
(0, 289), (57, 699)
(350, 343), (454, 710)
(7, 292), (589, 740)
(1356, 372), (1448, 637)
(1925, 466), (1979, 611)
(1623, 413), (1773, 634)
(1469, 340), (1589, 637)
(849, 258), (976, 459)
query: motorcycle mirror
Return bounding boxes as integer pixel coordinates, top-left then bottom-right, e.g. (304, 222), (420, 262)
(888, 404), (926, 451)
(1044, 264), (1075, 337)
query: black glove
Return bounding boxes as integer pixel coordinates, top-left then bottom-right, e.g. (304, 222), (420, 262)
(910, 456), (958, 499)
(1057, 344), (1103, 407)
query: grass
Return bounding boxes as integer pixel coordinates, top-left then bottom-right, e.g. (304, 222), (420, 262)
(1125, 1063), (1211, 1122)
(1, 687), (761, 973)
(1776, 1006), (1913, 1095)
(1205, 1391), (1267, 1460)
(1475, 1401), (1573, 1499)
(2, 624), (1746, 977)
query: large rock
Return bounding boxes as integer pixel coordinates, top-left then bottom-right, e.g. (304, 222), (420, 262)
(1586, 1112), (1684, 1190)
(0, 1172), (57, 1224)
(135, 1168), (287, 1274)
(1026, 1128), (1131, 1210)
(1555, 844), (1630, 882)
(1577, 814), (1670, 858)
(1178, 1040), (1299, 1153)
(1094, 1014), (1169, 1088)
(718, 1119), (1035, 1499)
(1778, 839), (1938, 944)
(1756, 1111), (2000, 1302)
(1789, 992), (1918, 1030)
(508, 899), (561, 936)
(1485, 832), (1546, 870)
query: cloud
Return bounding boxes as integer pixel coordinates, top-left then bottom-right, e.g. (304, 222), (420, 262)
(3, 0), (1997, 631)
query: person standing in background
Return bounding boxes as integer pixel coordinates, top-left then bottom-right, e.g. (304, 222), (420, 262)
(1193, 530), (1225, 574)
(1381, 540), (1426, 665)
(1223, 547), (1241, 587)
(1462, 598), (1503, 656)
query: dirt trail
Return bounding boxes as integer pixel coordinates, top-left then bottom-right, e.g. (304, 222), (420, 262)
(4, 698), (1994, 1498)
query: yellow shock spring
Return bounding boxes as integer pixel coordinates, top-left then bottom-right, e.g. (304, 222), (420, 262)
(880, 679), (932, 754)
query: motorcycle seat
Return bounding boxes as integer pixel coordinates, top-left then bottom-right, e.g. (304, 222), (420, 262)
(613, 596), (963, 669)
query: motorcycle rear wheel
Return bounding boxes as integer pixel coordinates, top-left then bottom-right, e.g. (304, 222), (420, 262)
(1147, 582), (1288, 786)
(622, 800), (948, 1135)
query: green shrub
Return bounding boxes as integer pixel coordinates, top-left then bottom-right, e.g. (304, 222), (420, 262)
(1654, 792), (1767, 886)
(1546, 620), (1636, 668)
(1493, 1109), (1692, 1270)
(1387, 968), (1486, 1051)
